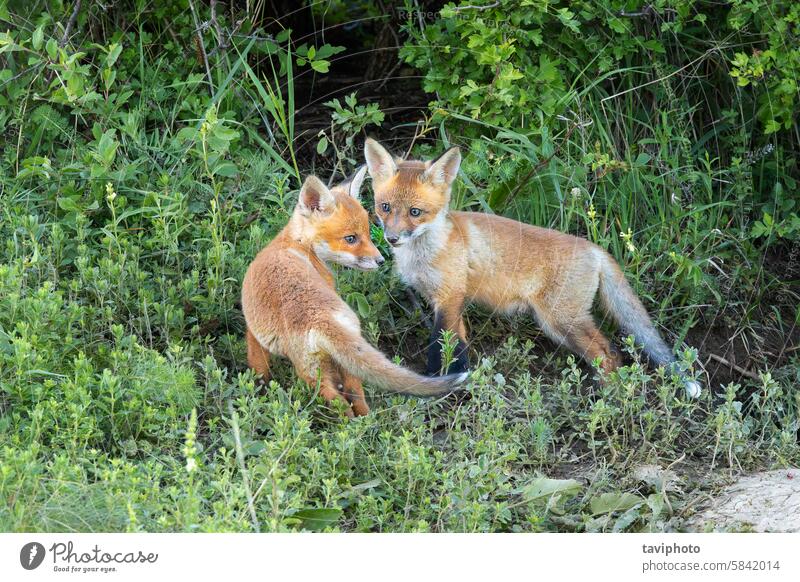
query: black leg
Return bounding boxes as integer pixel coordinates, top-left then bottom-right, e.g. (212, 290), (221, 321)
(426, 311), (469, 375)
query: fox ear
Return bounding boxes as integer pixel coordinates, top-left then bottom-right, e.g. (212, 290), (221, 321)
(297, 175), (336, 216)
(364, 138), (397, 183)
(423, 146), (461, 187)
(337, 165), (367, 200)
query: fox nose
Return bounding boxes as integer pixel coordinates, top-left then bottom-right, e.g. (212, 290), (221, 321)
(386, 235), (399, 245)
(376, 255), (385, 265)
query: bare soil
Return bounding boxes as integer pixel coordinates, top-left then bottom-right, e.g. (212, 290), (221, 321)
(684, 468), (800, 532)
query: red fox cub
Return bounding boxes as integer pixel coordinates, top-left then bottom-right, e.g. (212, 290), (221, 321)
(364, 138), (702, 398)
(241, 168), (467, 417)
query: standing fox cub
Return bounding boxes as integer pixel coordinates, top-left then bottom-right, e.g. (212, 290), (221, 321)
(364, 138), (702, 398)
(241, 168), (467, 417)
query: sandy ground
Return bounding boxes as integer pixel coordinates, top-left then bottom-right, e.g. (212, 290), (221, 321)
(686, 468), (800, 532)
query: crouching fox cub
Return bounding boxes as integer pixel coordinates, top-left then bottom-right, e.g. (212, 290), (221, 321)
(241, 168), (467, 417)
(364, 138), (702, 398)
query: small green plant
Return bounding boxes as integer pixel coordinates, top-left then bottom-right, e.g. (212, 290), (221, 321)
(318, 92), (385, 169)
(437, 329), (459, 376)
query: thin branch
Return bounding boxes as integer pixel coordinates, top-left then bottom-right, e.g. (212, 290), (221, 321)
(452, 1), (500, 12)
(59, 0), (82, 48)
(404, 120), (424, 159)
(188, 0), (214, 96)
(209, 0), (225, 49)
(601, 48), (716, 102)
(618, 6), (657, 18)
(45, 0), (82, 84)
(707, 353), (762, 381)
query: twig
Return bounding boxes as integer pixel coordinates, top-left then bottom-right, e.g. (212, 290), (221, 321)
(44, 0), (82, 84)
(228, 401), (261, 532)
(707, 353), (761, 381)
(209, 0), (225, 49)
(404, 121), (424, 159)
(59, 0), (82, 48)
(601, 48), (716, 102)
(187, 0), (214, 96)
(619, 6), (676, 19)
(619, 5), (657, 18)
(452, 1), (500, 12)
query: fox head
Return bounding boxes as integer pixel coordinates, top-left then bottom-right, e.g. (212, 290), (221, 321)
(293, 167), (385, 270)
(364, 138), (461, 247)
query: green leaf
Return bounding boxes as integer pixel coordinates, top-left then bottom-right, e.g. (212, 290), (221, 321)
(349, 292), (370, 319)
(212, 162), (238, 178)
(310, 59), (330, 73)
(315, 44), (345, 59)
(612, 506), (642, 532)
(590, 492), (642, 515)
(520, 476), (582, 501)
(57, 197), (80, 212)
(45, 38), (58, 61)
(349, 478), (382, 493)
(316, 135), (328, 154)
(32, 26), (44, 50)
(293, 508), (342, 531)
(106, 43), (123, 68)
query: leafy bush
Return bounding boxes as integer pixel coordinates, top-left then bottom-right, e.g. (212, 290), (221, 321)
(401, 0), (799, 137)
(401, 0), (799, 326)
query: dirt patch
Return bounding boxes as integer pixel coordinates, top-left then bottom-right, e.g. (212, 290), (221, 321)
(684, 469), (800, 532)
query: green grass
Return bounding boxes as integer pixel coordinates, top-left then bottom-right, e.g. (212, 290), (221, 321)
(1, 1), (798, 533)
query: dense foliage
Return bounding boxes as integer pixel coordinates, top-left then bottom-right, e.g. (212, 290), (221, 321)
(0, 1), (797, 532)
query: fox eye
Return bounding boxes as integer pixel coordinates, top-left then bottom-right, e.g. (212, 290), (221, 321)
(381, 202), (391, 213)
(344, 235), (357, 244)
(409, 207), (422, 217)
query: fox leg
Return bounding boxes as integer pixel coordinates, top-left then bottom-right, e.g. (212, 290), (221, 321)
(535, 309), (620, 375)
(426, 298), (469, 376)
(532, 265), (620, 374)
(300, 360), (354, 418)
(336, 367), (370, 416)
(246, 327), (271, 379)
(562, 318), (621, 375)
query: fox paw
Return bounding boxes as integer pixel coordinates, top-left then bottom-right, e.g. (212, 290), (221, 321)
(684, 380), (702, 399)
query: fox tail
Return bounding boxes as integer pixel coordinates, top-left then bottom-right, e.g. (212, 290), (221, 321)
(597, 251), (702, 398)
(317, 328), (468, 397)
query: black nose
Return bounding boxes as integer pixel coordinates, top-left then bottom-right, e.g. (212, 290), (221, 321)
(376, 256), (385, 265)
(386, 235), (399, 244)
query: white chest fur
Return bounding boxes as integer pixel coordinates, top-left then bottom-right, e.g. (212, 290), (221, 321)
(391, 212), (451, 299)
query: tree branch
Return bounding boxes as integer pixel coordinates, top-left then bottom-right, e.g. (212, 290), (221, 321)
(59, 0), (82, 48)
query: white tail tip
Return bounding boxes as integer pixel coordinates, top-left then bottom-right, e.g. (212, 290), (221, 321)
(684, 380), (702, 398)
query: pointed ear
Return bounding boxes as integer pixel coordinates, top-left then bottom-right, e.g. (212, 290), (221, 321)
(297, 175), (336, 216)
(337, 165), (367, 200)
(364, 138), (397, 183)
(423, 147), (461, 187)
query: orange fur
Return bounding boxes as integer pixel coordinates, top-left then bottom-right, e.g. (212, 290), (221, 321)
(241, 169), (467, 417)
(364, 138), (701, 397)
